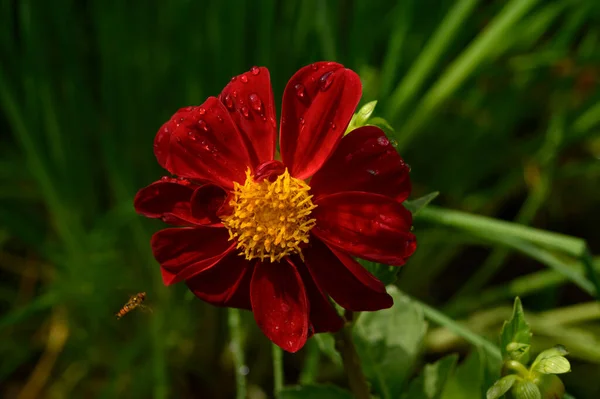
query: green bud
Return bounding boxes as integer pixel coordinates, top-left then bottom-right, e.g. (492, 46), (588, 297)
(513, 380), (541, 399)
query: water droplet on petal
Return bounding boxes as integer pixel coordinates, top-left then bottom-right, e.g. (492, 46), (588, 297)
(250, 66), (260, 75)
(240, 106), (250, 119)
(299, 117), (305, 126)
(330, 121), (336, 130)
(197, 119), (210, 132)
(160, 176), (169, 181)
(294, 83), (306, 98)
(377, 136), (390, 146)
(248, 93), (262, 112)
(269, 117), (277, 128)
(224, 94), (234, 111)
(232, 90), (238, 98)
(240, 75), (248, 83)
(311, 63), (318, 70)
(198, 107), (206, 115)
(217, 115), (224, 123)
(231, 76), (237, 82)
(188, 131), (197, 141)
(179, 117), (185, 123)
(390, 139), (398, 147)
(318, 71), (334, 91)
(406, 163), (412, 172)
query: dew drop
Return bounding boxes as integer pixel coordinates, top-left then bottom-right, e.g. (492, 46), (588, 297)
(232, 90), (238, 98)
(311, 63), (318, 70)
(240, 106), (250, 119)
(299, 116), (305, 126)
(281, 302), (291, 312)
(367, 169), (379, 176)
(318, 71), (334, 91)
(160, 176), (169, 181)
(330, 121), (336, 130)
(377, 136), (390, 146)
(231, 76), (237, 82)
(217, 115), (224, 123)
(240, 75), (248, 83)
(179, 117), (185, 123)
(224, 94), (234, 111)
(250, 66), (260, 75)
(176, 136), (182, 144)
(390, 139), (399, 147)
(269, 117), (277, 129)
(248, 93), (263, 112)
(188, 131), (197, 141)
(406, 163), (412, 172)
(197, 119), (210, 132)
(198, 107), (206, 115)
(294, 83), (308, 101)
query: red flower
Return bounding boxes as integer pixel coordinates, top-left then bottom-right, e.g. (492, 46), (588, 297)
(134, 62), (416, 352)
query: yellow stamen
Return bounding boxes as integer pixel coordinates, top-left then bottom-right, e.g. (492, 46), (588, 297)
(221, 168), (316, 262)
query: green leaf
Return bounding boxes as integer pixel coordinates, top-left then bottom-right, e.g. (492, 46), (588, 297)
(346, 100), (378, 133)
(531, 345), (571, 374)
(513, 380), (541, 399)
(358, 258), (399, 285)
(500, 297), (531, 363)
(278, 384), (354, 399)
(366, 117), (396, 137)
(313, 333), (341, 366)
(404, 192), (440, 215)
(402, 354), (458, 399)
(486, 375), (519, 399)
(442, 350), (484, 399)
(354, 286), (427, 399)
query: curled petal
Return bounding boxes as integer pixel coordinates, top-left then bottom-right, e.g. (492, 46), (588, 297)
(190, 184), (227, 225)
(311, 126), (411, 201)
(219, 66), (277, 167)
(280, 62), (362, 179)
(251, 260), (309, 353)
(254, 160), (286, 182)
(151, 227), (235, 285)
(312, 192), (416, 266)
(292, 256), (344, 333)
(186, 252), (253, 310)
(134, 178), (197, 225)
(304, 239), (393, 311)
(153, 97), (253, 188)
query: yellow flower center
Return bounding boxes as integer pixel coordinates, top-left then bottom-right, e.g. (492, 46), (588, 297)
(221, 169), (317, 263)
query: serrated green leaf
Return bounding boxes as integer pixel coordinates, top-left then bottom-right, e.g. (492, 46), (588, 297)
(358, 258), (399, 285)
(514, 380), (541, 399)
(354, 286), (427, 398)
(486, 375), (519, 399)
(402, 354), (458, 399)
(404, 192), (440, 215)
(278, 384), (354, 399)
(313, 333), (341, 366)
(500, 297), (531, 363)
(442, 350), (484, 399)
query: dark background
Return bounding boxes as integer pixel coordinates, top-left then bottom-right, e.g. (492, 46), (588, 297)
(1, 0), (599, 398)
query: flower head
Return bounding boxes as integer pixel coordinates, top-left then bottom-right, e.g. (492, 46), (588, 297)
(134, 62), (416, 352)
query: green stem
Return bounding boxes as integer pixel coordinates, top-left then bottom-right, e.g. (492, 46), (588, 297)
(298, 340), (320, 385)
(228, 309), (247, 399)
(334, 323), (371, 399)
(272, 343), (283, 396)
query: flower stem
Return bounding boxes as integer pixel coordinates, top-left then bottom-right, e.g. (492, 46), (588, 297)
(334, 320), (371, 399)
(272, 343), (283, 395)
(228, 309), (247, 399)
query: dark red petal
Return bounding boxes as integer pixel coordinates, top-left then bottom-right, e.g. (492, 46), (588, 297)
(250, 260), (309, 353)
(280, 62), (362, 179)
(304, 239), (393, 311)
(186, 252), (252, 310)
(151, 227), (235, 285)
(310, 126), (411, 201)
(153, 97), (253, 188)
(134, 178), (196, 225)
(218, 67), (276, 167)
(254, 160), (286, 182)
(190, 184), (227, 225)
(292, 256), (344, 333)
(312, 192), (417, 266)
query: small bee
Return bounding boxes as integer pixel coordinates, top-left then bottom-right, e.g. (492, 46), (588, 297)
(115, 292), (148, 319)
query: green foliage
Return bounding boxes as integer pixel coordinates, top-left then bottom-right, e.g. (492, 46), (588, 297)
(278, 385), (354, 399)
(404, 192), (440, 215)
(442, 349), (487, 399)
(531, 346), (571, 375)
(487, 375), (519, 399)
(354, 286), (427, 398)
(402, 355), (458, 399)
(500, 297), (532, 363)
(1, 0), (599, 397)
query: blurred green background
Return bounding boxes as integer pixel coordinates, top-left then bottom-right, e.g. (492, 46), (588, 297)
(1, 0), (599, 398)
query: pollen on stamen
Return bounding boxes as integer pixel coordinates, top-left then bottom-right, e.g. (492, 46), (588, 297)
(221, 168), (317, 262)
